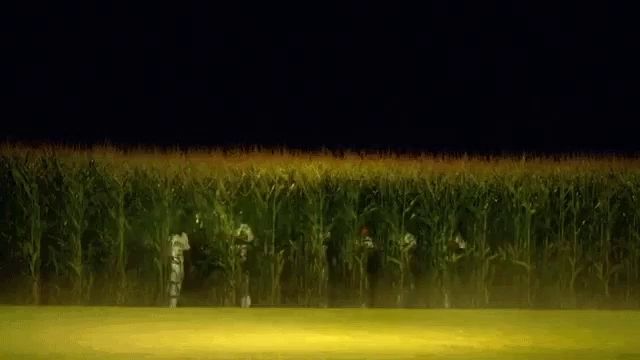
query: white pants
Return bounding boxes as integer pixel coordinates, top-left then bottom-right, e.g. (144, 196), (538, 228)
(240, 272), (251, 308)
(168, 256), (184, 308)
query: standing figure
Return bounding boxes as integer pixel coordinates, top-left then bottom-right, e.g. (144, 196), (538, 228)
(358, 226), (375, 308)
(442, 233), (466, 308)
(235, 223), (254, 308)
(362, 227), (381, 308)
(168, 232), (190, 308)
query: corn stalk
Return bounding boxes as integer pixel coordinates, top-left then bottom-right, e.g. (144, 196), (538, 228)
(103, 168), (131, 305)
(417, 176), (456, 308)
(58, 160), (93, 304)
(383, 176), (419, 307)
(249, 169), (290, 305)
(624, 176), (640, 306)
(211, 174), (245, 306)
(465, 176), (498, 307)
(592, 175), (624, 302)
(337, 177), (377, 306)
(144, 168), (183, 305)
(298, 166), (333, 307)
(563, 180), (587, 308)
(503, 177), (537, 307)
(10, 157), (44, 304)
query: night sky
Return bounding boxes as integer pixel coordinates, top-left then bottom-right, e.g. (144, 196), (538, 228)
(4, 2), (639, 153)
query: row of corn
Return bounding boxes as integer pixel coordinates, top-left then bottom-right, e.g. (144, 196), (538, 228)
(1, 146), (639, 308)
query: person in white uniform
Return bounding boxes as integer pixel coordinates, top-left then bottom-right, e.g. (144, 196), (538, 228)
(168, 232), (190, 308)
(235, 224), (254, 308)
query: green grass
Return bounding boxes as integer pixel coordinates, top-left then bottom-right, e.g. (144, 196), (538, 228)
(1, 307), (639, 359)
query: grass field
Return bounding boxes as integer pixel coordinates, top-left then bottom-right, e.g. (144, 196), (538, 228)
(1, 307), (639, 360)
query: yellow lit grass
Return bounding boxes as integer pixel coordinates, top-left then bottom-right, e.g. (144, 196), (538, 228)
(2, 307), (638, 360)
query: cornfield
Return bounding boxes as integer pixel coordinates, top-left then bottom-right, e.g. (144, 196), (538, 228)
(1, 145), (640, 309)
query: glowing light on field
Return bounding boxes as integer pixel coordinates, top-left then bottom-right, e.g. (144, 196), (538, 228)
(5, 307), (637, 359)
(69, 321), (526, 357)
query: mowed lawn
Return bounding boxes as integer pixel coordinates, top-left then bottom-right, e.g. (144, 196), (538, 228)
(1, 306), (639, 360)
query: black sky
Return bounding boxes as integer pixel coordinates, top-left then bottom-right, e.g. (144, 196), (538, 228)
(4, 2), (640, 153)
